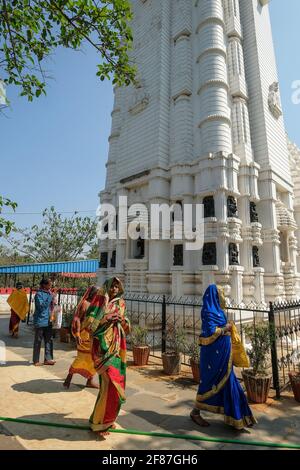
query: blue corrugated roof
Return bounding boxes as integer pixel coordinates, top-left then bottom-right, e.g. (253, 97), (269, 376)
(0, 259), (100, 274)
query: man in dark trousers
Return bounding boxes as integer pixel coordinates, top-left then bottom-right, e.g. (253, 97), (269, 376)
(33, 278), (55, 366)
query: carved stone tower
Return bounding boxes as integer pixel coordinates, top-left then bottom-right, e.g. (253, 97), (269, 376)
(98, 0), (300, 303)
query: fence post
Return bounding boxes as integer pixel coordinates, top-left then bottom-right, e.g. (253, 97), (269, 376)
(162, 295), (166, 354)
(268, 301), (280, 399)
(27, 287), (33, 324)
(58, 288), (62, 306)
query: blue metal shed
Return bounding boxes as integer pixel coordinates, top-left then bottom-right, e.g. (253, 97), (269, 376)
(0, 259), (100, 274)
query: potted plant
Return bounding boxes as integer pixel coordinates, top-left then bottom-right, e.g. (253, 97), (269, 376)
(188, 341), (200, 383)
(289, 357), (300, 403)
(242, 322), (273, 404)
(130, 326), (150, 366)
(162, 325), (187, 376)
(60, 310), (73, 343)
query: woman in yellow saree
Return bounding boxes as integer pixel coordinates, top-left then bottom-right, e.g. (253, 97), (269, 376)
(7, 282), (29, 338)
(85, 277), (130, 438)
(63, 286), (99, 389)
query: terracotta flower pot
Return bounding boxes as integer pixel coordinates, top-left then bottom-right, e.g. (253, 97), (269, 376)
(242, 370), (272, 404)
(132, 346), (150, 366)
(162, 353), (181, 376)
(60, 327), (71, 343)
(190, 359), (200, 384)
(289, 372), (300, 403)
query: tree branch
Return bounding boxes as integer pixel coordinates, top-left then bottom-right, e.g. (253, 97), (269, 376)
(44, 0), (121, 70)
(2, 0), (24, 82)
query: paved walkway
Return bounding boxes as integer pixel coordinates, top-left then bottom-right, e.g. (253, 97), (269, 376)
(0, 424), (25, 450)
(0, 314), (299, 450)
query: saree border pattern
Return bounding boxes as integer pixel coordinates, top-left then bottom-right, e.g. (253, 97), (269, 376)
(224, 414), (258, 430)
(195, 403), (225, 414)
(196, 350), (233, 402)
(198, 327), (222, 346)
(195, 403), (257, 430)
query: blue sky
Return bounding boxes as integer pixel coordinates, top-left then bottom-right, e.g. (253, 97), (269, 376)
(1, 0), (299, 229)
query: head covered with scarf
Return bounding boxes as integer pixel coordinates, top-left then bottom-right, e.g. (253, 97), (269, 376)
(97, 277), (124, 298)
(201, 284), (227, 338)
(85, 277), (125, 331)
(74, 286), (98, 317)
(71, 285), (98, 335)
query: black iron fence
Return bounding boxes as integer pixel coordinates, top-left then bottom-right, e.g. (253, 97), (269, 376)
(125, 295), (269, 365)
(24, 288), (300, 398)
(272, 300), (300, 393)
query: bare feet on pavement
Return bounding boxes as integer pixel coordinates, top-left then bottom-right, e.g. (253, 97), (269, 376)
(86, 378), (100, 389)
(97, 424), (117, 439)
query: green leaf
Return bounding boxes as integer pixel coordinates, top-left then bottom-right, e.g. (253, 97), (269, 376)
(0, 0), (136, 100)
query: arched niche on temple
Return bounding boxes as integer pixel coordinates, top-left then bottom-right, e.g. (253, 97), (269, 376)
(202, 242), (217, 265)
(171, 200), (183, 222)
(173, 244), (184, 266)
(133, 226), (145, 259)
(203, 196), (215, 218)
(110, 250), (116, 268)
(100, 252), (108, 268)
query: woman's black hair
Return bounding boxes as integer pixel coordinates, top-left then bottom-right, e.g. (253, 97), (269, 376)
(40, 278), (51, 288)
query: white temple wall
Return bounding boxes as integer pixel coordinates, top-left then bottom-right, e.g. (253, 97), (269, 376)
(98, 1), (300, 303)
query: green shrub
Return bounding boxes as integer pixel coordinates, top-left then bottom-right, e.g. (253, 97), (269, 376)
(165, 324), (187, 355)
(244, 322), (275, 376)
(130, 326), (149, 347)
(187, 341), (200, 363)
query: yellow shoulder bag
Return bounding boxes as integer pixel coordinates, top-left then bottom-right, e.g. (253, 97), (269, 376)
(231, 322), (250, 368)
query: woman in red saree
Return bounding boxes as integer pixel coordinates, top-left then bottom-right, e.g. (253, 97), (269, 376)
(85, 277), (130, 438)
(7, 282), (29, 338)
(63, 286), (99, 389)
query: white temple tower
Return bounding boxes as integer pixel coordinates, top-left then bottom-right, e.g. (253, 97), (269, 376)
(98, 0), (300, 303)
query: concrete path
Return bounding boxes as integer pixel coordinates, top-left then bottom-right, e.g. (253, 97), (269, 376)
(0, 314), (299, 450)
(0, 424), (25, 450)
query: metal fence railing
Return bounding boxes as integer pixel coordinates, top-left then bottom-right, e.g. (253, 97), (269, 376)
(24, 287), (300, 398)
(272, 300), (300, 393)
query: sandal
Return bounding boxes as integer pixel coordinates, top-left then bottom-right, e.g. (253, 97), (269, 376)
(190, 412), (210, 427)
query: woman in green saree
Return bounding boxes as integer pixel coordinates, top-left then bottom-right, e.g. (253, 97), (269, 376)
(85, 277), (130, 438)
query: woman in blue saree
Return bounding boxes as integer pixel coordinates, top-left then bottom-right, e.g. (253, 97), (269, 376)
(191, 284), (257, 430)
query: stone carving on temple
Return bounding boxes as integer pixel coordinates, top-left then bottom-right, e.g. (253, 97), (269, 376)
(252, 246), (260, 268)
(250, 202), (259, 223)
(268, 82), (282, 119)
(229, 243), (239, 265)
(227, 196), (238, 218)
(129, 80), (150, 115)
